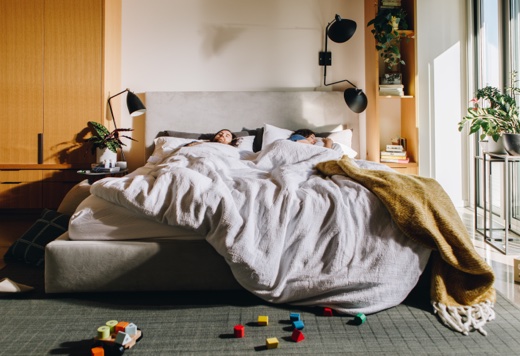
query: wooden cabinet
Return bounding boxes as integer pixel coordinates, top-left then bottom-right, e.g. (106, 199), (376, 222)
(365, 0), (418, 175)
(0, 0), (121, 209)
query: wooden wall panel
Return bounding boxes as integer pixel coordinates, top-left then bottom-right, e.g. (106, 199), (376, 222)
(0, 0), (44, 164)
(43, 0), (103, 165)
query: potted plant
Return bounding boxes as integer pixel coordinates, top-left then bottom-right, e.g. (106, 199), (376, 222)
(86, 121), (136, 162)
(457, 71), (520, 155)
(367, 7), (408, 70)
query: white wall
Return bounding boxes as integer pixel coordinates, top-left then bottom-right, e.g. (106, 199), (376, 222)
(120, 0), (366, 167)
(417, 0), (467, 207)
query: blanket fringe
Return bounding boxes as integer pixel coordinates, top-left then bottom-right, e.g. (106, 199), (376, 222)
(432, 300), (495, 336)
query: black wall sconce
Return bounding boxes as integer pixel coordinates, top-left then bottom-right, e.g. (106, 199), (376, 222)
(319, 14), (368, 114)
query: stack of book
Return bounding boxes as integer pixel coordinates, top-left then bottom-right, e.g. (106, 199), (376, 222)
(379, 84), (404, 96)
(381, 0), (402, 8)
(380, 144), (409, 163)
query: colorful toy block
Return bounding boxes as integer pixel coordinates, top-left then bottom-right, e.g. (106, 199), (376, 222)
(289, 312), (301, 321)
(354, 313), (367, 325)
(257, 315), (269, 326)
(105, 320), (118, 333)
(266, 337), (279, 349)
(234, 324), (245, 338)
(96, 326), (111, 340)
(125, 322), (137, 336)
(323, 307), (333, 316)
(91, 346), (104, 356)
(292, 320), (304, 330)
(115, 331), (132, 346)
(291, 329), (305, 343)
(115, 321), (129, 334)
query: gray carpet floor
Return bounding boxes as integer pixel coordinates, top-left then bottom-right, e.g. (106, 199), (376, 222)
(1, 263), (519, 355)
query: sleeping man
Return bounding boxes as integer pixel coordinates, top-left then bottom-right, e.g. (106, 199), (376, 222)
(288, 129), (333, 148)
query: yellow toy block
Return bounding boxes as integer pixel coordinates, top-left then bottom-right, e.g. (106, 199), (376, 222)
(257, 315), (269, 326)
(266, 337), (279, 349)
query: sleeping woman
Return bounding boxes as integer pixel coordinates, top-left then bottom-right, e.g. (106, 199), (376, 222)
(185, 129), (240, 147)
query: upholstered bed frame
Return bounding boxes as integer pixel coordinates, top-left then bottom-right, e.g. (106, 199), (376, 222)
(45, 91), (359, 293)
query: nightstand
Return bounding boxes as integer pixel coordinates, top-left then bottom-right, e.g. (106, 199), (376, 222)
(475, 152), (520, 254)
(77, 169), (128, 184)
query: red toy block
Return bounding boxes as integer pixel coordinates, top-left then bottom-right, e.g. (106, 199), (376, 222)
(234, 324), (245, 338)
(115, 321), (129, 334)
(291, 329), (305, 343)
(91, 346), (104, 356)
(323, 307), (333, 316)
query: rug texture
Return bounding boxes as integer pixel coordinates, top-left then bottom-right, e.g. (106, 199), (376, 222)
(0, 263), (520, 355)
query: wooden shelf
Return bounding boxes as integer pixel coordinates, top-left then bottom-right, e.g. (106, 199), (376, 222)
(0, 164), (85, 170)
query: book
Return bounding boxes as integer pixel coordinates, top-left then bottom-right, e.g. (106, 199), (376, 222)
(381, 0), (402, 5)
(386, 144), (405, 152)
(380, 150), (407, 156)
(381, 154), (407, 160)
(380, 158), (410, 163)
(379, 84), (404, 96)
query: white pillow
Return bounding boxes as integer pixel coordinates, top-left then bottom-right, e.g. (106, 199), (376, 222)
(262, 124), (293, 149)
(332, 142), (358, 158)
(237, 135), (255, 152)
(327, 129), (353, 148)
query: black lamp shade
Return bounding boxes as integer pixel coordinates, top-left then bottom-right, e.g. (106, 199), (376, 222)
(126, 91), (146, 117)
(328, 17), (357, 43)
(344, 88), (368, 114)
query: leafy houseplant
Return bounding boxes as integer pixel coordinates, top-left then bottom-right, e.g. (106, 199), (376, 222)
(86, 121), (136, 155)
(367, 7), (408, 69)
(457, 72), (520, 143)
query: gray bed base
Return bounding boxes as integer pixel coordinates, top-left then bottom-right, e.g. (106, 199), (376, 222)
(45, 233), (241, 293)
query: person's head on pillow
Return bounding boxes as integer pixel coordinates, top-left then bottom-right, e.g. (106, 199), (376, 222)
(289, 129), (333, 148)
(211, 129), (240, 147)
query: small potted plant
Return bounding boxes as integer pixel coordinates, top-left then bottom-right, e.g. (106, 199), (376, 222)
(457, 72), (520, 155)
(86, 121), (136, 162)
(367, 7), (408, 70)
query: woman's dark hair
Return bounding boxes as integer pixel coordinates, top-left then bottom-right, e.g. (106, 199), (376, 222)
(293, 129), (316, 138)
(211, 129), (240, 147)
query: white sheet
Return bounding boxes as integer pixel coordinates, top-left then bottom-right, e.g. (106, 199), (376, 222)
(89, 140), (431, 314)
(69, 195), (202, 241)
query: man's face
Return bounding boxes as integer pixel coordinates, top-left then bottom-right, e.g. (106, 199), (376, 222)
(305, 134), (317, 145)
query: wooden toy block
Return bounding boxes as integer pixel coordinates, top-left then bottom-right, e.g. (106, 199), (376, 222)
(257, 315), (269, 326)
(115, 321), (129, 334)
(289, 312), (300, 321)
(354, 313), (367, 325)
(292, 320), (304, 330)
(125, 322), (137, 336)
(291, 329), (305, 343)
(115, 331), (132, 345)
(323, 307), (333, 316)
(95, 329), (142, 349)
(97, 326), (111, 340)
(105, 320), (118, 333)
(234, 324), (245, 338)
(266, 337), (279, 349)
(91, 346), (104, 356)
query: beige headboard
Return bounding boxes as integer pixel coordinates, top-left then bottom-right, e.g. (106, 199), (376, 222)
(144, 91), (360, 158)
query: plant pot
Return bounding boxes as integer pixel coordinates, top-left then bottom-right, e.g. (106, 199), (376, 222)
(96, 147), (117, 164)
(503, 133), (520, 155)
(486, 136), (507, 154)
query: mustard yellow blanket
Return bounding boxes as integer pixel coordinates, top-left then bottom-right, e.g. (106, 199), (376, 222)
(316, 156), (496, 335)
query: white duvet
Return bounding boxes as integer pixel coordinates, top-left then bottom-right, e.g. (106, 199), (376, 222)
(90, 140), (431, 314)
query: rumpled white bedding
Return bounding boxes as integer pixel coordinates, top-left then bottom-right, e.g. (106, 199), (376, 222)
(90, 140), (431, 314)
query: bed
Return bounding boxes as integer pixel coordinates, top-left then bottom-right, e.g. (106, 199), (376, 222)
(45, 91), (496, 335)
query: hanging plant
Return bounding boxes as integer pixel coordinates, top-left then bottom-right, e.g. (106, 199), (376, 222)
(367, 7), (408, 69)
